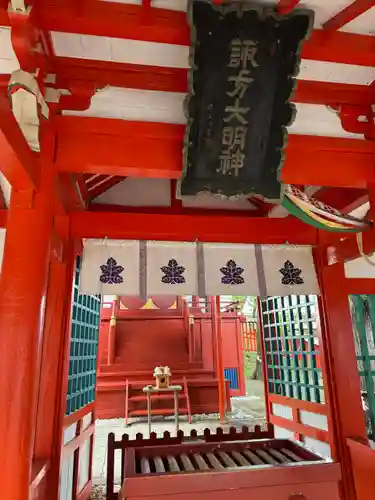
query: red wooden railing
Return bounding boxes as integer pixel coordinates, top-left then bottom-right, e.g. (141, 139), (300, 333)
(242, 320), (257, 352)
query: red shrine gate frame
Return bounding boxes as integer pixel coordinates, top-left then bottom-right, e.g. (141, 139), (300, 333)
(1, 1), (375, 500)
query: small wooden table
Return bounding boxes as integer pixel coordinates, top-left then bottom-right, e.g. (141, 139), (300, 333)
(142, 385), (182, 436)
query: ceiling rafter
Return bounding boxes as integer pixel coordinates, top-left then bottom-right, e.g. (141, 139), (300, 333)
(0, 2), (371, 66)
(323, 0), (375, 31)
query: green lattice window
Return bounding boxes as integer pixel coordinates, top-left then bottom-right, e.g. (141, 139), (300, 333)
(350, 295), (375, 437)
(261, 295), (324, 403)
(66, 256), (101, 416)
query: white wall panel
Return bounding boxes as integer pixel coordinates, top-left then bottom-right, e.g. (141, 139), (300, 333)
(0, 174), (12, 207)
(65, 87), (363, 139)
(303, 0), (353, 27)
(0, 27), (19, 74)
(63, 423), (77, 445)
(345, 256), (375, 279)
(64, 87), (186, 123)
(299, 59), (375, 85)
(93, 178), (171, 206)
(289, 103), (363, 139)
(340, 6), (375, 35)
(59, 455), (74, 500)
(52, 32), (189, 68)
(300, 410), (328, 431)
(78, 440), (91, 492)
(53, 30), (375, 85)
(274, 426), (295, 439)
(272, 403), (293, 420)
(304, 436), (331, 458)
(82, 412), (93, 431)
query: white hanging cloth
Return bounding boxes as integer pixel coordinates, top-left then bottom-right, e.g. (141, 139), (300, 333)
(80, 239), (140, 295)
(79, 239), (320, 297)
(257, 245), (320, 297)
(201, 243), (259, 296)
(145, 241), (198, 296)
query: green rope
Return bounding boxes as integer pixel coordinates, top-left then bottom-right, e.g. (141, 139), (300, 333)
(282, 196), (361, 233)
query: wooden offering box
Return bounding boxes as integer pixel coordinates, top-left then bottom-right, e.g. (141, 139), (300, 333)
(109, 427), (341, 500)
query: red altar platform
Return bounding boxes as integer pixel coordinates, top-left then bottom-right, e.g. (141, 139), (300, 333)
(96, 296), (248, 420)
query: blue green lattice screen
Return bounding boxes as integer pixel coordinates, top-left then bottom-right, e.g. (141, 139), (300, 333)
(349, 295), (375, 437)
(66, 256), (101, 416)
(261, 295), (324, 403)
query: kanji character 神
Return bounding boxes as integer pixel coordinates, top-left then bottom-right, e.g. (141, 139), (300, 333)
(218, 148), (246, 176)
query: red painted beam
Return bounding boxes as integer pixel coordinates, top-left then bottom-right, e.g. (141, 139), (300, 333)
(303, 29), (375, 67)
(58, 116), (375, 151)
(277, 0), (301, 14)
(282, 148), (374, 188)
(56, 116), (375, 188)
(24, 2), (375, 66)
(70, 210), (318, 244)
(323, 0), (375, 31)
(294, 80), (375, 106)
(52, 57), (375, 106)
(330, 228), (375, 264)
(0, 209), (7, 228)
(53, 57), (188, 93)
(56, 132), (183, 178)
(89, 203), (264, 218)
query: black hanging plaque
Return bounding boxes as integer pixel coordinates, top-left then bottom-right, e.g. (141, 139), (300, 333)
(178, 1), (313, 201)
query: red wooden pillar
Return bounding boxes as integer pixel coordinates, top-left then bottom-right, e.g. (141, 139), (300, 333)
(0, 171), (54, 500)
(316, 254), (366, 500)
(211, 296), (226, 423)
(33, 216), (76, 500)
